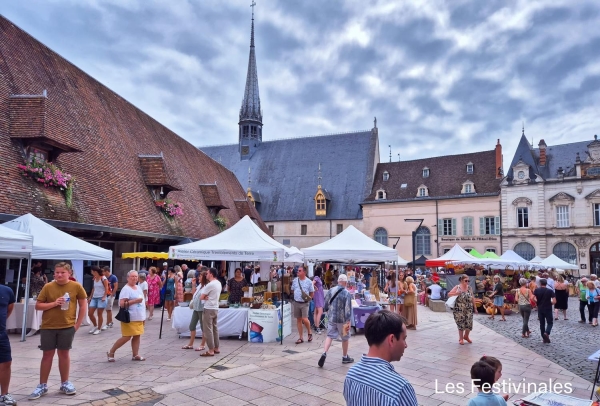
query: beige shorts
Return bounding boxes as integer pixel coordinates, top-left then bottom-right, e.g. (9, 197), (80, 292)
(106, 295), (116, 310)
(293, 301), (310, 318)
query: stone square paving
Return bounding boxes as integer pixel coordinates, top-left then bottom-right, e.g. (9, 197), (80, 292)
(6, 305), (598, 405)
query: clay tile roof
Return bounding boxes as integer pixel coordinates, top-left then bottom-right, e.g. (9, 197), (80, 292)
(138, 154), (181, 191)
(200, 184), (228, 209)
(234, 200), (253, 219)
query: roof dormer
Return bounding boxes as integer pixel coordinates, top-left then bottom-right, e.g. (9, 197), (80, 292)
(314, 185), (331, 216)
(375, 189), (386, 200)
(461, 180), (475, 194)
(383, 171), (389, 181)
(422, 167), (430, 178)
(417, 185), (429, 197)
(199, 184), (229, 217)
(466, 162), (473, 174)
(138, 153), (181, 200)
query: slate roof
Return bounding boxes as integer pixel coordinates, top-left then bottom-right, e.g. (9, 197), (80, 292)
(201, 130), (379, 221)
(364, 150), (500, 203)
(239, 14), (261, 124)
(0, 16), (264, 239)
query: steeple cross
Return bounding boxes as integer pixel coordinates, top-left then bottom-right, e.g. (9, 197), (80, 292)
(251, 1), (256, 18)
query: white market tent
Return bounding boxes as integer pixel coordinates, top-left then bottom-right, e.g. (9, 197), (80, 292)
(500, 250), (528, 263)
(302, 225), (398, 263)
(0, 225), (33, 258)
(169, 215), (294, 262)
(284, 246), (304, 263)
(530, 256), (543, 264)
(538, 254), (579, 270)
(425, 244), (478, 267)
(396, 255), (409, 266)
(2, 213), (113, 340)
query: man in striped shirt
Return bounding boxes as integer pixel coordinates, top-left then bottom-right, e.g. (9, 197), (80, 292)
(344, 310), (418, 406)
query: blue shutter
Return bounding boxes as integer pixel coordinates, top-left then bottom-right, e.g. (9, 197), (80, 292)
(495, 216), (501, 235)
(438, 219), (443, 235)
(451, 218), (457, 236)
(479, 217), (485, 235)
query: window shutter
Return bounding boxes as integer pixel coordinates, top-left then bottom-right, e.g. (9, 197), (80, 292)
(438, 219), (443, 235)
(463, 217), (468, 236)
(479, 217), (485, 235)
(495, 216), (500, 235)
(451, 218), (457, 236)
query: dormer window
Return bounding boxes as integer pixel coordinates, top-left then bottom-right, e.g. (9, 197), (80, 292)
(422, 167), (429, 178)
(376, 189), (386, 200)
(466, 163), (473, 174)
(27, 146), (49, 163)
(461, 181), (475, 194)
(383, 171), (389, 181)
(417, 185), (429, 197)
(314, 185), (330, 216)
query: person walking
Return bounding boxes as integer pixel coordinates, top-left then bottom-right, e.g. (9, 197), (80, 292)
(138, 273), (148, 315)
(312, 267), (325, 333)
(88, 266), (109, 334)
(0, 283), (16, 405)
(103, 266), (119, 329)
(586, 280), (600, 327)
(107, 271), (146, 362)
(577, 277), (591, 324)
(146, 266), (163, 320)
(515, 278), (535, 338)
(174, 265), (184, 304)
(447, 274), (477, 345)
(534, 278), (556, 343)
(554, 275), (569, 320)
(200, 268), (221, 357)
(28, 262), (87, 400)
(291, 266), (314, 344)
(488, 275), (506, 321)
(343, 310), (418, 406)
(182, 271), (207, 351)
(384, 271), (398, 313)
(402, 276), (418, 330)
(164, 268), (176, 321)
(318, 274), (353, 367)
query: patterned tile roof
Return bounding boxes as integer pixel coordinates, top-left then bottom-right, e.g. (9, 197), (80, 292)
(0, 16), (263, 239)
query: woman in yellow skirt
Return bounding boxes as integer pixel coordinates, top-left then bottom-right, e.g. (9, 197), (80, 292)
(107, 270), (146, 361)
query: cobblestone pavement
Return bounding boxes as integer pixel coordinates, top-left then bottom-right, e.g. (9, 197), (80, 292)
(76, 388), (164, 405)
(476, 297), (600, 383)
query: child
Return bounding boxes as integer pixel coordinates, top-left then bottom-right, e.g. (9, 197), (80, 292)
(468, 360), (507, 405)
(479, 356), (509, 401)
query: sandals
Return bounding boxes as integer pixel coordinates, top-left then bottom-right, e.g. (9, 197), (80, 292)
(214, 350), (221, 354)
(131, 355), (146, 361)
(181, 345), (194, 350)
(295, 338), (304, 344)
(107, 352), (115, 362)
(194, 346), (206, 351)
(464, 336), (472, 344)
(308, 334), (313, 342)
(458, 340), (464, 345)
(200, 352), (214, 357)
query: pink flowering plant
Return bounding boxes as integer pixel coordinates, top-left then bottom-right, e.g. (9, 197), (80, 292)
(156, 199), (183, 218)
(18, 158), (74, 207)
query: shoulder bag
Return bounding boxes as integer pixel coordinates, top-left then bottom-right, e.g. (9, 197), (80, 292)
(297, 279), (311, 302)
(115, 298), (130, 323)
(404, 284), (416, 307)
(445, 286), (460, 309)
(323, 287), (343, 312)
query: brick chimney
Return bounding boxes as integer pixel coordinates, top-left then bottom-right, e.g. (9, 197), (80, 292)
(495, 139), (503, 179)
(538, 139), (547, 166)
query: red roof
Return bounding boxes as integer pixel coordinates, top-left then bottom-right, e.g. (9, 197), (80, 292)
(0, 16), (264, 239)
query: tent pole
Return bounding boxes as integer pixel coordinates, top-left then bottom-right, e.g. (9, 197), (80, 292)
(15, 258), (23, 302)
(21, 255), (33, 342)
(280, 261), (284, 345)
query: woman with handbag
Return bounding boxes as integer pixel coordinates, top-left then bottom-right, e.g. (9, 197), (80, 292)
(182, 271), (208, 350)
(447, 274), (477, 345)
(516, 278), (536, 338)
(402, 276), (418, 330)
(107, 270), (146, 362)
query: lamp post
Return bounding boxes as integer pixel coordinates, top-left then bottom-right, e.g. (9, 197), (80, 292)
(405, 219), (424, 274)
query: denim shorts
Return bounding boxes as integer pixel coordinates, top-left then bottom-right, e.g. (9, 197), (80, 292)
(493, 296), (504, 307)
(90, 297), (107, 309)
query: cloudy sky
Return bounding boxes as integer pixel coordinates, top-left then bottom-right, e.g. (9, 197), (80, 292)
(3, 1), (600, 166)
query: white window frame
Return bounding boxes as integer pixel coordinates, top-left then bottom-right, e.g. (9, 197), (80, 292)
(464, 184), (472, 193)
(594, 203), (600, 227)
(419, 187), (426, 197)
(439, 218), (456, 236)
(480, 216), (500, 235)
(556, 205), (569, 228)
(517, 207), (529, 228)
(466, 163), (473, 174)
(383, 171), (389, 181)
(422, 168), (429, 178)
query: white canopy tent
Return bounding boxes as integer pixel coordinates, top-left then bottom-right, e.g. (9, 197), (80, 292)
(302, 225), (398, 263)
(538, 254), (579, 271)
(0, 225), (34, 257)
(2, 213), (113, 340)
(530, 256), (543, 264)
(500, 250), (528, 263)
(396, 255), (409, 266)
(284, 246), (304, 264)
(169, 216), (293, 262)
(425, 244), (478, 267)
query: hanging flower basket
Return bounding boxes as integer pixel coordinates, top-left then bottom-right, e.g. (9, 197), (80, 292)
(18, 158), (74, 207)
(156, 199), (183, 218)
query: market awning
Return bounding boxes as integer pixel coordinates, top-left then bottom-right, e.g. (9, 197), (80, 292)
(469, 249), (484, 258)
(425, 244), (477, 267)
(122, 252), (168, 260)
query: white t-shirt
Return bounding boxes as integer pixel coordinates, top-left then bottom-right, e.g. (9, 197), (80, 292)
(201, 279), (221, 310)
(120, 284), (146, 322)
(429, 284), (442, 300)
(251, 272), (261, 285)
(138, 281), (148, 296)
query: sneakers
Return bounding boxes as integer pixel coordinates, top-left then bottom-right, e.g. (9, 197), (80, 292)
(59, 381), (77, 396)
(0, 393), (17, 405)
(101, 325), (108, 331)
(28, 384), (48, 400)
(342, 355), (355, 364)
(107, 322), (114, 328)
(88, 327), (97, 334)
(93, 329), (101, 335)
(318, 353), (326, 368)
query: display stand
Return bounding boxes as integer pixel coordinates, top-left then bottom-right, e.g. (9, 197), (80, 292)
(587, 348), (600, 400)
(248, 303), (291, 343)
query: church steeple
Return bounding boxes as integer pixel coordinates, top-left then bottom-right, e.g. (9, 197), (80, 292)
(239, 1), (263, 160)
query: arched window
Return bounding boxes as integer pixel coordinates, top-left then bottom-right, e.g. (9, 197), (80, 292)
(514, 242), (535, 261)
(415, 226), (431, 255)
(315, 193), (326, 216)
(374, 227), (388, 246)
(553, 242), (577, 265)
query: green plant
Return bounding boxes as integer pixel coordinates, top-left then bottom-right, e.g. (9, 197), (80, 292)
(213, 215), (228, 231)
(18, 158), (74, 207)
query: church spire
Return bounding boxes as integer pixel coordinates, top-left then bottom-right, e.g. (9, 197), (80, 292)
(238, 1), (263, 160)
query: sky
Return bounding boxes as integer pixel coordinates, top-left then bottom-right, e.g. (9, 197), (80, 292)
(3, 1), (600, 167)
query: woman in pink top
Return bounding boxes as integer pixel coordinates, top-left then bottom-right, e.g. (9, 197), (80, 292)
(146, 266), (163, 320)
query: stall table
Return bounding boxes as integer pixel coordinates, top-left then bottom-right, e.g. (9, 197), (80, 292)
(6, 302), (43, 336)
(352, 305), (380, 330)
(172, 306), (248, 338)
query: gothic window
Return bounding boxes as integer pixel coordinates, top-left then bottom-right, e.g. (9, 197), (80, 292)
(553, 242), (577, 265)
(374, 227), (388, 246)
(514, 242), (535, 261)
(415, 226), (431, 255)
(517, 207), (529, 228)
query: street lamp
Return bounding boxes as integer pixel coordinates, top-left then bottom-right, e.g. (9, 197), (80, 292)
(405, 219), (424, 274)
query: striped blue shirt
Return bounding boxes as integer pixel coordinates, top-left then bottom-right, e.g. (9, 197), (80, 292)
(344, 356), (418, 406)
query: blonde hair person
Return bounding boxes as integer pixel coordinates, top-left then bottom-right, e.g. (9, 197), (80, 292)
(174, 265), (184, 304)
(586, 281), (600, 326)
(401, 276), (417, 330)
(553, 275), (569, 320)
(107, 270), (146, 362)
(138, 273), (148, 314)
(516, 278), (535, 338)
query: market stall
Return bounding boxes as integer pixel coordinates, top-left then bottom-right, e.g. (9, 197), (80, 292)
(6, 302), (43, 336)
(248, 303), (292, 343)
(425, 244), (478, 267)
(2, 213), (113, 340)
(172, 306), (249, 338)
